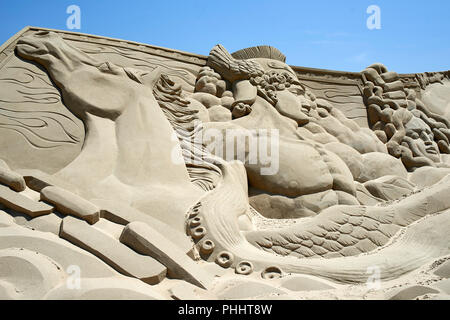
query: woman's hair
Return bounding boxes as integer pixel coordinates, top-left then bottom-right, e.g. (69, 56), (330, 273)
(249, 70), (305, 106)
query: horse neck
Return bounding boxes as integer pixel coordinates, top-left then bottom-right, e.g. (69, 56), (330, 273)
(113, 91), (193, 187)
(54, 113), (118, 196)
(55, 88), (198, 205)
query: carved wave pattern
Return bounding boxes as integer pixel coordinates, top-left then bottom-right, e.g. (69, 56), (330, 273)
(0, 63), (84, 149)
(301, 80), (368, 124)
(301, 81), (362, 105)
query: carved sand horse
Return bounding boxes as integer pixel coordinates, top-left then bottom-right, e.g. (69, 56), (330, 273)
(17, 33), (450, 284)
(16, 31), (206, 235)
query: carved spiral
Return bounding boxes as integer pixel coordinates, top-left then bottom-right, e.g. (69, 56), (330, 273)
(190, 226), (206, 240)
(215, 251), (234, 268)
(188, 202), (202, 219)
(189, 217), (202, 228)
(199, 239), (215, 255)
(235, 261), (254, 275)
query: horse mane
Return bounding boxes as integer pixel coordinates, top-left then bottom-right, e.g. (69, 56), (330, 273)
(152, 74), (222, 191)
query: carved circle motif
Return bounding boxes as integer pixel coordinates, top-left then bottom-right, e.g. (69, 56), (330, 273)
(191, 226), (206, 240)
(215, 251), (234, 268)
(261, 266), (283, 280)
(235, 261), (254, 275)
(200, 239), (215, 255)
(189, 217), (202, 228)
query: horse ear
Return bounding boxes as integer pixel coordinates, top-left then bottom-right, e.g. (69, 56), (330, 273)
(123, 67), (163, 88)
(141, 67), (163, 88)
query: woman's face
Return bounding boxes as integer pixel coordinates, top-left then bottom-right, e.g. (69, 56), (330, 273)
(405, 117), (440, 162)
(256, 59), (311, 125)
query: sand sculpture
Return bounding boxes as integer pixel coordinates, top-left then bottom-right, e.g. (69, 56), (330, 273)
(0, 27), (450, 300)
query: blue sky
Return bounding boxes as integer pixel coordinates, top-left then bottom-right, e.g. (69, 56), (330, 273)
(1, 0), (449, 73)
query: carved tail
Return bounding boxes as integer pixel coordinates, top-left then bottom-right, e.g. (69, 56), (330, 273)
(188, 160), (450, 283)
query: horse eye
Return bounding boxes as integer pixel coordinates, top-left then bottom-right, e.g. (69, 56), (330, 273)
(98, 63), (109, 71)
(98, 62), (116, 73)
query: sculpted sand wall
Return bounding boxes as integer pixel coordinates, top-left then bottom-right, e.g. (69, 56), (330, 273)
(0, 27), (450, 301)
(292, 66), (369, 128)
(1, 27), (448, 154)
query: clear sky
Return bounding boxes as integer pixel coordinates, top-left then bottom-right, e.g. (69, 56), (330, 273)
(1, 0), (449, 73)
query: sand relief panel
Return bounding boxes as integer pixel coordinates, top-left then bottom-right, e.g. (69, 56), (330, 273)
(0, 28), (450, 300)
